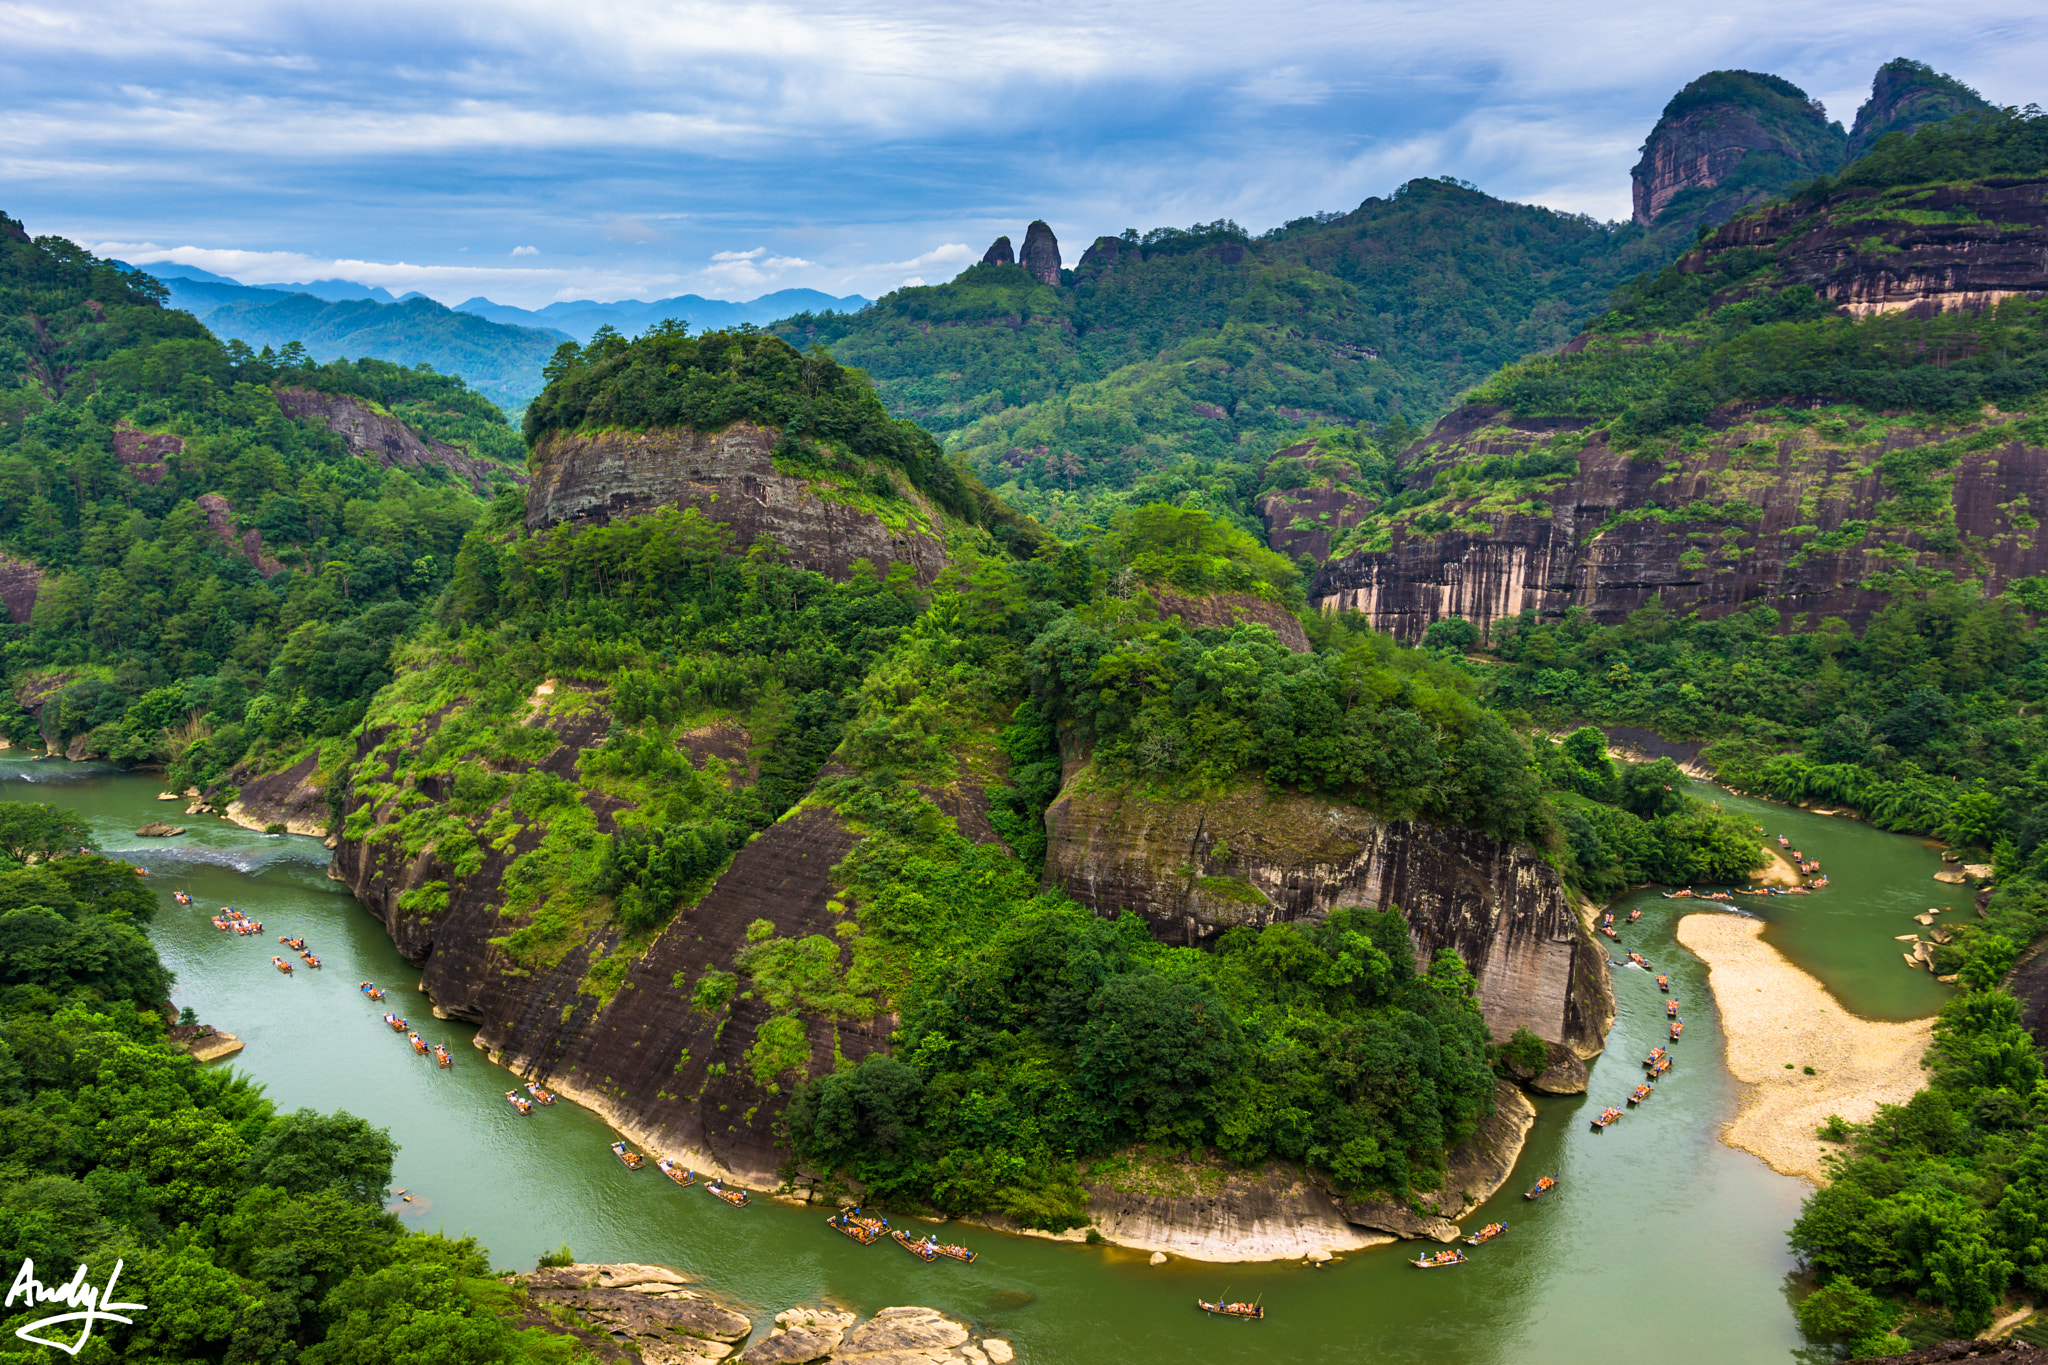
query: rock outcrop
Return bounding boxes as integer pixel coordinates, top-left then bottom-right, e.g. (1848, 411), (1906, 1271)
(1630, 70), (1845, 231)
(1146, 590), (1310, 652)
(1076, 1078), (1534, 1258)
(525, 422), (949, 584)
(509, 1263), (1013, 1365)
(194, 494), (285, 577)
(276, 387), (505, 490)
(0, 553), (40, 624)
(1845, 58), (1991, 161)
(1041, 774), (1611, 1082)
(112, 424), (181, 485)
(220, 752), (332, 836)
(980, 236), (1015, 267)
(1018, 221), (1062, 286)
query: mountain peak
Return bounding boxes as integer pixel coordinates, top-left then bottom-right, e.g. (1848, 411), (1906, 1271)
(1846, 58), (1993, 160)
(1020, 221), (1061, 285)
(1630, 69), (1845, 232)
(981, 235), (1015, 266)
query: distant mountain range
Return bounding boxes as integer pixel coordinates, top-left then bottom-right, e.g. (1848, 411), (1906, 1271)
(134, 265), (872, 413)
(452, 290), (870, 343)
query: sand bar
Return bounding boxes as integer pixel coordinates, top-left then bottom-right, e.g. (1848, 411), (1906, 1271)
(1676, 913), (1934, 1184)
(1753, 845), (1802, 888)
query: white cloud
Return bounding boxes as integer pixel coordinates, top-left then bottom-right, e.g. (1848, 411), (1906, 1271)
(702, 247), (815, 291)
(899, 275), (927, 288)
(510, 244), (538, 255)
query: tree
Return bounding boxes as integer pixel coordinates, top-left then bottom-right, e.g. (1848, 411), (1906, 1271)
(246, 1108), (398, 1205)
(0, 802), (91, 864)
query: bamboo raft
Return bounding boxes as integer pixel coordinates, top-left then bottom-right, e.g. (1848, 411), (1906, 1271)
(1591, 1106), (1624, 1130)
(1628, 1084), (1653, 1105)
(1667, 1000), (1680, 1016)
(1411, 1249), (1468, 1268)
(1198, 1299), (1263, 1320)
(706, 1181), (749, 1207)
(506, 1091), (533, 1115)
(432, 1044), (452, 1067)
(612, 1141), (645, 1171)
(409, 1033), (427, 1054)
(384, 1014), (408, 1031)
(891, 1229), (937, 1261)
(1463, 1222), (1507, 1245)
(829, 1213), (882, 1244)
(1523, 1175), (1559, 1199)
(525, 1083), (556, 1105)
(658, 1158), (696, 1188)
(271, 956), (294, 974)
(932, 1241), (977, 1264)
(1656, 974), (1670, 992)
(1670, 1020), (1685, 1041)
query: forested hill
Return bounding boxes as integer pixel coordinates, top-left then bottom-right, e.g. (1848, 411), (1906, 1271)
(0, 212), (522, 785)
(772, 183), (1688, 532)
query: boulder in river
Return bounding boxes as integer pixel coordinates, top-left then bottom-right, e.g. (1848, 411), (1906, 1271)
(136, 821), (186, 837)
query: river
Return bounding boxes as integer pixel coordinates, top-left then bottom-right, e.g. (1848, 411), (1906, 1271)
(1, 759), (1969, 1363)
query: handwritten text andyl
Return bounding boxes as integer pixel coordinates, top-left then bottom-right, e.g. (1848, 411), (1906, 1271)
(5, 1259), (146, 1357)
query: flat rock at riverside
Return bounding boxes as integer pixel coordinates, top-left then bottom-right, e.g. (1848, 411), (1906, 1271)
(515, 1266), (1008, 1365)
(135, 821), (185, 837)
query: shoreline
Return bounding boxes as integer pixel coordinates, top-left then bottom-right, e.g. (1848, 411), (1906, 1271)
(1676, 912), (1934, 1184)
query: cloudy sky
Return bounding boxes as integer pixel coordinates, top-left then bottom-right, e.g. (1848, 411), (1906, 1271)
(2, 0), (2041, 308)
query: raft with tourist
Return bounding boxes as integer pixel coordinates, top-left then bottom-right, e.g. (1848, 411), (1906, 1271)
(384, 1013), (408, 1031)
(271, 956), (293, 974)
(611, 1141), (645, 1170)
(1464, 1222), (1508, 1245)
(1197, 1299), (1264, 1320)
(1628, 1083), (1654, 1105)
(409, 1032), (427, 1054)
(506, 1091), (533, 1115)
(1411, 1248), (1468, 1268)
(657, 1157), (695, 1188)
(432, 1043), (452, 1067)
(1524, 1175), (1559, 1199)
(1656, 974), (1670, 992)
(931, 1240), (977, 1264)
(829, 1211), (881, 1244)
(1670, 1020), (1685, 1041)
(892, 1229), (939, 1262)
(525, 1082), (556, 1105)
(706, 1180), (750, 1207)
(1591, 1106), (1624, 1130)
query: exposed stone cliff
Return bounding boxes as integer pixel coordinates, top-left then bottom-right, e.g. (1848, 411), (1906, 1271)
(525, 421), (949, 584)
(1042, 772), (1612, 1088)
(1308, 176), (2048, 639)
(980, 236), (1015, 267)
(277, 387), (505, 491)
(333, 692), (890, 1187)
(1699, 175), (2048, 317)
(1846, 58), (1991, 161)
(0, 553), (40, 624)
(1630, 70), (1845, 231)
(1019, 220), (1062, 286)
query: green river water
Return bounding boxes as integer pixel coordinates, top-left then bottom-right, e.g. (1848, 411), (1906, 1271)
(1, 759), (1974, 1363)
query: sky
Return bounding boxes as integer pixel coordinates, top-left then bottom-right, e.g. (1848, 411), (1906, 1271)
(2, 0), (2043, 309)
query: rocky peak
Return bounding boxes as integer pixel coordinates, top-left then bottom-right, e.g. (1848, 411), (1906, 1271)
(980, 235), (1014, 267)
(1076, 234), (1127, 277)
(1019, 220), (1062, 285)
(275, 387), (503, 491)
(1846, 58), (1993, 161)
(1630, 69), (1846, 231)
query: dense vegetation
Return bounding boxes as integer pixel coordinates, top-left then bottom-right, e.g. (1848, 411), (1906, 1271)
(387, 338), (1761, 1227)
(0, 218), (516, 795)
(0, 799), (593, 1364)
(770, 180), (1688, 530)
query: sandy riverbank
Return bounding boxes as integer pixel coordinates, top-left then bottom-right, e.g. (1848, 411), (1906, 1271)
(1754, 845), (1803, 888)
(1676, 913), (1934, 1184)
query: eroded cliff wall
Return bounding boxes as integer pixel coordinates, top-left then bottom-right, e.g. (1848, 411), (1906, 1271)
(1041, 771), (1612, 1084)
(526, 422), (949, 584)
(333, 693), (888, 1186)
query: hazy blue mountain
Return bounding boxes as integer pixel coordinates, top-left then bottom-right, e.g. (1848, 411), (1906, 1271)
(453, 286), (870, 342)
(143, 271), (571, 415)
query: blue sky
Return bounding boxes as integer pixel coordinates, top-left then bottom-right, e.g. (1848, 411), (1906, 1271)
(2, 0), (2042, 308)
